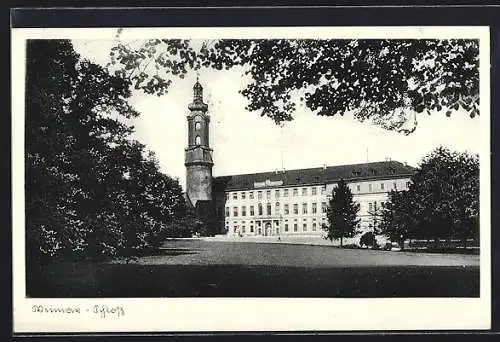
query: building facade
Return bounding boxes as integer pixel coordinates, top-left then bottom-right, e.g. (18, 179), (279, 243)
(185, 81), (414, 237)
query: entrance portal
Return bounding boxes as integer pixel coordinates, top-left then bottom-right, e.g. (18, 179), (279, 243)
(265, 222), (272, 236)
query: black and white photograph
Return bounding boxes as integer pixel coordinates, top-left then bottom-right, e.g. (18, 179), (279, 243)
(12, 25), (491, 332)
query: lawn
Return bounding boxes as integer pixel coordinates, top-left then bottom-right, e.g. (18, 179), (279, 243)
(27, 239), (480, 298)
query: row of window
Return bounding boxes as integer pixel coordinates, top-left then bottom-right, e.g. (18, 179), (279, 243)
(226, 181), (410, 201)
(225, 202), (328, 217)
(228, 217), (325, 226)
(230, 219), (325, 234)
(227, 186), (327, 201)
(355, 181), (410, 192)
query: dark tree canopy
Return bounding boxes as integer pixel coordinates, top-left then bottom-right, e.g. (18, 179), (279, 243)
(108, 38), (479, 134)
(322, 179), (360, 246)
(379, 190), (414, 249)
(379, 147), (479, 247)
(26, 40), (187, 262)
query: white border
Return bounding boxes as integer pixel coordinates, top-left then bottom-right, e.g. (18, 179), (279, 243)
(12, 26), (491, 333)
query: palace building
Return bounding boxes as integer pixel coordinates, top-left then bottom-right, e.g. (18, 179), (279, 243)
(184, 80), (415, 237)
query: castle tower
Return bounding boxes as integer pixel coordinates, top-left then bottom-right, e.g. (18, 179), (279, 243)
(185, 78), (214, 208)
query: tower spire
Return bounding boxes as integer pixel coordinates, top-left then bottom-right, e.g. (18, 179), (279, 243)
(189, 76), (208, 112)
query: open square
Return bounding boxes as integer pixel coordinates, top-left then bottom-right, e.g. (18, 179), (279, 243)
(27, 239), (479, 298)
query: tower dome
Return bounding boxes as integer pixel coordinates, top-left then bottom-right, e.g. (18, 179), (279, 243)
(188, 77), (209, 112)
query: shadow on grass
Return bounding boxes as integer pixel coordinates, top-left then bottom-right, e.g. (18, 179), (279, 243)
(27, 262), (479, 298)
(145, 247), (200, 257)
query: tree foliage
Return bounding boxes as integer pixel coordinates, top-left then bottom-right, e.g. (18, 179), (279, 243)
(108, 38), (479, 134)
(322, 179), (360, 246)
(379, 147), (479, 246)
(26, 40), (187, 264)
(379, 190), (414, 249)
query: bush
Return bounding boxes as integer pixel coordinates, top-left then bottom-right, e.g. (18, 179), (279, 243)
(359, 231), (377, 248)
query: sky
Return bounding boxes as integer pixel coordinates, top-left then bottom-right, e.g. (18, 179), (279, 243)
(72, 39), (483, 190)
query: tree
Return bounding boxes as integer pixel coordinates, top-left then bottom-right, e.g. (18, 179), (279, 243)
(410, 146), (479, 247)
(379, 190), (414, 250)
(107, 38), (479, 134)
(379, 147), (479, 249)
(26, 40), (187, 263)
(322, 179), (360, 246)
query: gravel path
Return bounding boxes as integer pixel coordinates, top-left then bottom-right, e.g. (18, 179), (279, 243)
(109, 239), (480, 267)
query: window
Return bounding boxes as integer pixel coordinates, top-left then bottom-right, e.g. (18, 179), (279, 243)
(258, 203), (263, 216)
(380, 183), (385, 190)
(369, 203), (373, 212)
(241, 206), (246, 216)
(293, 204), (299, 215)
(293, 188), (298, 196)
(234, 226), (237, 233)
(406, 181), (411, 189)
(195, 122), (201, 130)
(374, 201), (378, 211)
(233, 207), (238, 217)
(242, 225), (246, 233)
(368, 184), (372, 192)
(284, 189), (289, 197)
(241, 192), (246, 199)
(302, 203), (308, 214)
(322, 202), (327, 213)
(266, 190), (271, 199)
(285, 224), (289, 232)
(393, 182), (397, 190)
(312, 223), (317, 231)
(294, 223), (298, 232)
(225, 207), (230, 217)
(356, 184), (361, 192)
(321, 185), (326, 194)
(233, 192), (238, 200)
(250, 225), (254, 233)
(275, 202), (280, 214)
(257, 191), (263, 199)
(312, 187), (317, 195)
(250, 205), (255, 216)
(312, 202), (317, 214)
(284, 204), (289, 214)
(195, 135), (201, 145)
(302, 188), (308, 196)
(267, 203), (272, 216)
(275, 189), (280, 198)
(303, 223), (307, 231)
(249, 191), (254, 199)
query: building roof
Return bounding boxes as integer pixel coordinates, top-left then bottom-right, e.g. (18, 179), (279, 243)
(213, 160), (414, 192)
